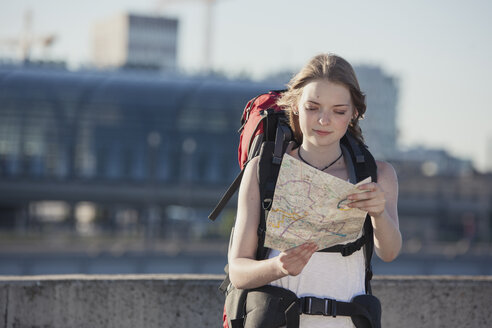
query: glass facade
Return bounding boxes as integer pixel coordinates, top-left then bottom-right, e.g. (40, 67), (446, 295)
(0, 66), (278, 185)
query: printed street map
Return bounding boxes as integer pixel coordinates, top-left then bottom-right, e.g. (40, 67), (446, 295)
(264, 153), (371, 251)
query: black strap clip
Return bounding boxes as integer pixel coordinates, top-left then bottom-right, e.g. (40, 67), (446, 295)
(262, 198), (273, 210)
(300, 297), (337, 317)
(340, 245), (351, 257)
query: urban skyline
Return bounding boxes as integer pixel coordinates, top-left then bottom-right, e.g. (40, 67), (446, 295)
(0, 0), (491, 171)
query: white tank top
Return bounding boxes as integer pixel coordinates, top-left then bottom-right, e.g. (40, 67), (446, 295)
(267, 247), (366, 328)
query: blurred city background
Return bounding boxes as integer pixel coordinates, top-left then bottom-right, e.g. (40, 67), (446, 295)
(0, 0), (491, 276)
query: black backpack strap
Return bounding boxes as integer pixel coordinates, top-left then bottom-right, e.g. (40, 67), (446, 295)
(256, 113), (293, 260)
(300, 294), (381, 328)
(256, 141), (277, 260)
(208, 169), (244, 221)
(342, 133), (377, 182)
(318, 233), (369, 256)
(340, 133), (378, 294)
(341, 143), (357, 184)
(363, 215), (374, 294)
(273, 119), (292, 164)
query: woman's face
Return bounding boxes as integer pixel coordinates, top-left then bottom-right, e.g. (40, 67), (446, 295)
(297, 79), (355, 149)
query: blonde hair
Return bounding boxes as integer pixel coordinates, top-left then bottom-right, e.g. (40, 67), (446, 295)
(277, 53), (366, 144)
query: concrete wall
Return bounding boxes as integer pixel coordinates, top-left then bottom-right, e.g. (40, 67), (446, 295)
(0, 275), (491, 328)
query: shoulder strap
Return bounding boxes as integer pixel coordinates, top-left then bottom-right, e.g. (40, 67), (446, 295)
(256, 111), (292, 260)
(341, 133), (377, 182)
(208, 169), (244, 221)
(341, 133), (378, 294)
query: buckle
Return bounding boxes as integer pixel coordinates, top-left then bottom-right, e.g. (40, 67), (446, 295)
(225, 283), (234, 296)
(272, 156), (282, 165)
(301, 297), (337, 317)
(341, 245), (351, 257)
(329, 299), (337, 317)
(262, 198), (272, 210)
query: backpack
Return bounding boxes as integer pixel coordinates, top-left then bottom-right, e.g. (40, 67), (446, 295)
(209, 91), (380, 328)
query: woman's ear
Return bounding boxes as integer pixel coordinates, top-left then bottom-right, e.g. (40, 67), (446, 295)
(349, 108), (359, 127)
(352, 108), (359, 120)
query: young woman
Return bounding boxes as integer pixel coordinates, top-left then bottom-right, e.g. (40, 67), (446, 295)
(228, 53), (402, 327)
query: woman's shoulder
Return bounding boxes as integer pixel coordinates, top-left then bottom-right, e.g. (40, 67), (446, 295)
(245, 156), (260, 172)
(375, 160), (395, 173)
(242, 156), (260, 184)
(375, 160), (398, 185)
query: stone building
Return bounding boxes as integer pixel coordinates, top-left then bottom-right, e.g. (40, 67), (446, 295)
(92, 13), (178, 70)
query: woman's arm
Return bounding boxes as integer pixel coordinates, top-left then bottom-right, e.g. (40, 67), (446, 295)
(347, 161), (402, 262)
(228, 157), (318, 289)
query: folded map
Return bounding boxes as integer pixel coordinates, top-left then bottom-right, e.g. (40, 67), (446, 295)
(264, 153), (371, 251)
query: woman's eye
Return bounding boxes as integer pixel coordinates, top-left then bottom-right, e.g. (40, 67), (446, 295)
(305, 106), (318, 111)
(335, 111), (347, 115)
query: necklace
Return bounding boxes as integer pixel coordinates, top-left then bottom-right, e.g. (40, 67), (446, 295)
(297, 147), (343, 171)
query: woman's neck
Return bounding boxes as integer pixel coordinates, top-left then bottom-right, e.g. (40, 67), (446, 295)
(299, 142), (343, 170)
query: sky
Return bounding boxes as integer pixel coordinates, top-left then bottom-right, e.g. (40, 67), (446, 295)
(1, 0), (491, 171)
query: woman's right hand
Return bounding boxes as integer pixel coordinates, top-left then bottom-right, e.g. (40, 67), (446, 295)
(276, 242), (318, 276)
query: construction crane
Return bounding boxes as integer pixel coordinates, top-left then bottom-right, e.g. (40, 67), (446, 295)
(155, 0), (223, 71)
(0, 10), (57, 62)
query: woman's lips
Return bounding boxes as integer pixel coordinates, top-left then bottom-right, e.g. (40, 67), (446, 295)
(313, 129), (332, 136)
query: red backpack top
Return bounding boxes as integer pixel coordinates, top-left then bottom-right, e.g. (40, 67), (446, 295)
(209, 90), (288, 222)
(237, 90), (284, 170)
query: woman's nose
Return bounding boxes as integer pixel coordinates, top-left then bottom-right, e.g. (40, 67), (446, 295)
(318, 111), (331, 125)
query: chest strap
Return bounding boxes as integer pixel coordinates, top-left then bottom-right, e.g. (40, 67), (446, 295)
(318, 232), (369, 256)
(300, 294), (381, 328)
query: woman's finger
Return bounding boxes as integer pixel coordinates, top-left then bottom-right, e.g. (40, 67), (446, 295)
(349, 198), (386, 208)
(348, 190), (375, 201)
(279, 242), (318, 274)
(284, 242), (317, 260)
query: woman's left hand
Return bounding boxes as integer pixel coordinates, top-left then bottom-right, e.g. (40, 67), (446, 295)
(347, 182), (386, 218)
